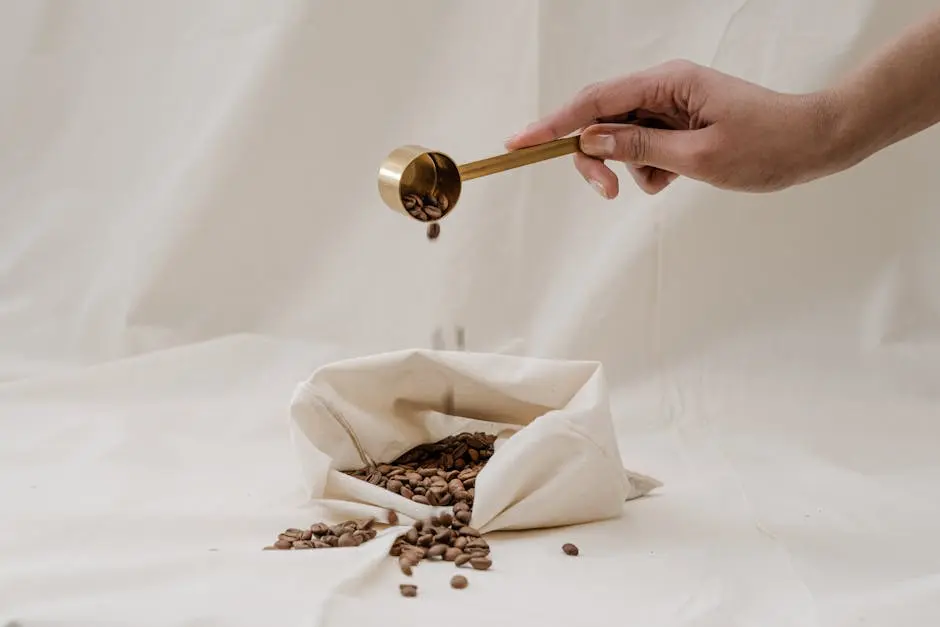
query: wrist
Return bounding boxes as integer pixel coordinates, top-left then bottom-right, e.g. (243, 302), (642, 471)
(806, 86), (875, 177)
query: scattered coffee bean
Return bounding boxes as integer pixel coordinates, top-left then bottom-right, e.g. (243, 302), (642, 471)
(426, 222), (440, 240)
(562, 543), (579, 556)
(265, 519), (379, 551)
(450, 574), (468, 589)
(459, 526), (481, 538)
(469, 556), (492, 571)
(387, 510), (399, 525)
(454, 553), (472, 567)
(399, 584), (418, 598)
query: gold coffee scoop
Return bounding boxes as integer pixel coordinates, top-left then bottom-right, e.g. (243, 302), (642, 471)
(377, 135), (581, 221)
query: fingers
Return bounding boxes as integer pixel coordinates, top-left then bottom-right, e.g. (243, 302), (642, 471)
(580, 123), (706, 176)
(627, 165), (679, 195)
(506, 60), (703, 151)
(574, 152), (619, 199)
(506, 75), (657, 150)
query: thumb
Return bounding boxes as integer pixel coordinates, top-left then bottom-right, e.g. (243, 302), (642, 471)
(579, 123), (701, 175)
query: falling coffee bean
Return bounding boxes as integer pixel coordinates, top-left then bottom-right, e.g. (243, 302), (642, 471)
(450, 574), (468, 589)
(562, 543), (579, 556)
(399, 584), (418, 598)
(399, 557), (415, 576)
(426, 222), (440, 240)
(387, 510), (399, 525)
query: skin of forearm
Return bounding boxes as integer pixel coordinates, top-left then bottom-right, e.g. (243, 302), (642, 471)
(821, 10), (940, 172)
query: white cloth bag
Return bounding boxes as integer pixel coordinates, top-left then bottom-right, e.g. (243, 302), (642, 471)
(288, 349), (660, 533)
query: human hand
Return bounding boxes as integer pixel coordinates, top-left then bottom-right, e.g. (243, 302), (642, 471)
(506, 60), (842, 197)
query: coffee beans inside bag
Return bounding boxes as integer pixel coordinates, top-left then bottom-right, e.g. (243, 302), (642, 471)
(289, 349), (660, 533)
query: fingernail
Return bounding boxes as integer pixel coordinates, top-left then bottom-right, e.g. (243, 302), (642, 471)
(589, 179), (609, 199)
(581, 133), (615, 157)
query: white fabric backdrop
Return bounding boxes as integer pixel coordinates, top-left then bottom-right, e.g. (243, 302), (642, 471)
(1, 1), (938, 625)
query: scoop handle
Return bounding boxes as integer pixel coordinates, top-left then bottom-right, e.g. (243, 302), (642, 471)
(456, 135), (581, 182)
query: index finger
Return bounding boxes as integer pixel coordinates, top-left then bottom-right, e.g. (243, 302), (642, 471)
(505, 75), (654, 150)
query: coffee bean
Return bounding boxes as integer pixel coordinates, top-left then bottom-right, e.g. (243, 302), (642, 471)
(389, 543), (403, 557)
(310, 523), (329, 535)
(433, 529), (452, 544)
(459, 526), (481, 538)
(338, 533), (359, 548)
(454, 553), (472, 567)
(357, 518), (375, 530)
(399, 557), (414, 576)
(455, 509), (472, 525)
(426, 223), (440, 240)
(274, 539), (292, 550)
(400, 486), (414, 500)
(417, 534), (433, 547)
(444, 547), (463, 562)
(400, 584), (418, 598)
(453, 501), (470, 513)
(427, 544), (447, 558)
(387, 479), (404, 493)
(450, 574), (468, 589)
(469, 557), (492, 571)
(454, 536), (468, 550)
(387, 510), (399, 525)
(313, 540), (331, 549)
(466, 538), (488, 550)
(562, 543), (579, 556)
(438, 512), (453, 527)
(292, 540), (314, 549)
(412, 494), (430, 505)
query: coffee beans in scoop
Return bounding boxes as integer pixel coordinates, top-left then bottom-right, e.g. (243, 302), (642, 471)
(343, 431), (496, 510)
(263, 518), (378, 551)
(403, 191), (449, 222)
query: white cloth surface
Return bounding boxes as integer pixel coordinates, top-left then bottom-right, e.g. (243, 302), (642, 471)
(1, 1), (939, 625)
(289, 349), (659, 532)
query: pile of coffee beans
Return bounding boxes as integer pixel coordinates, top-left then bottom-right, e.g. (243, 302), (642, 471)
(343, 431), (496, 509)
(390, 508), (492, 576)
(263, 518), (378, 551)
(403, 191), (448, 222)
